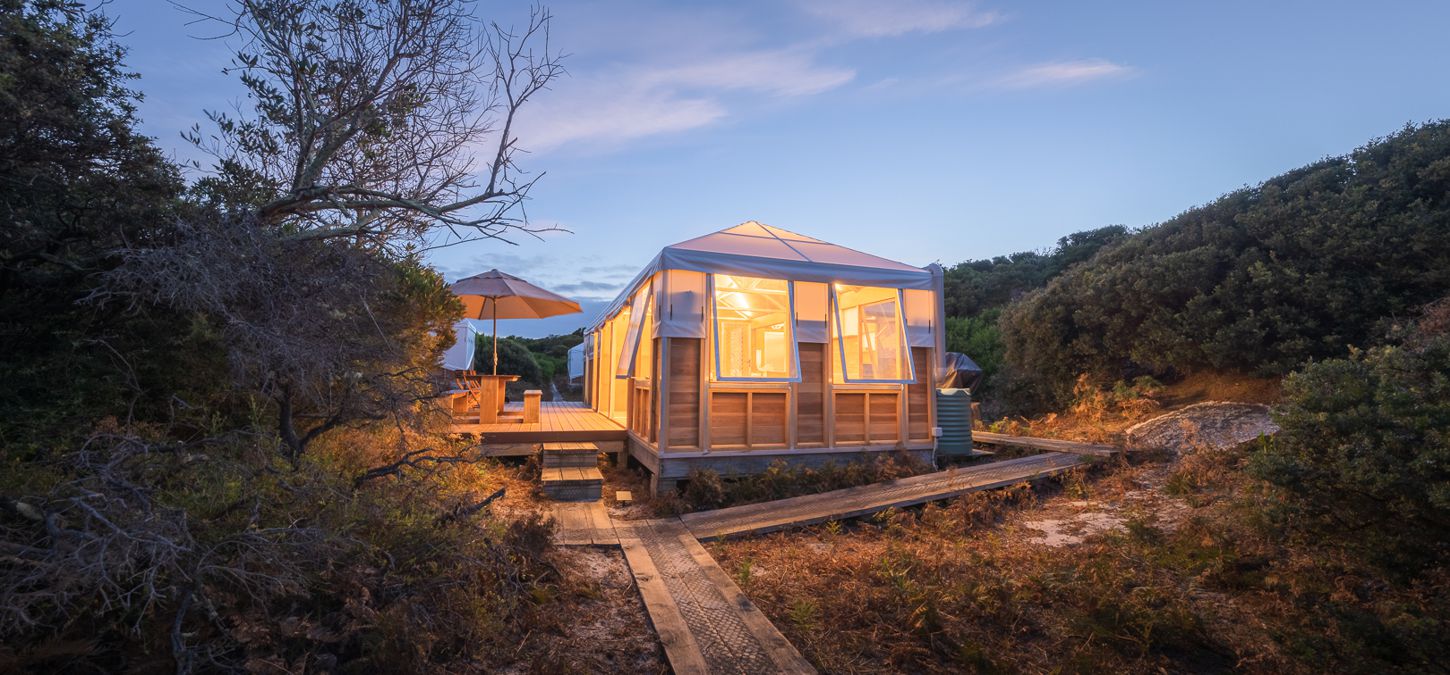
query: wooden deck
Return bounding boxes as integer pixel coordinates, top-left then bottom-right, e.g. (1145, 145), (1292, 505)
(450, 400), (626, 444)
(973, 431), (1120, 457)
(681, 452), (1087, 541)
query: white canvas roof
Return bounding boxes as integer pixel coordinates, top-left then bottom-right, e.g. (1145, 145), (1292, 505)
(588, 222), (937, 332)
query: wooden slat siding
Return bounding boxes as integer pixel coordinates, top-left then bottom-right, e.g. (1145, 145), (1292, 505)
(751, 392), (789, 447)
(667, 338), (701, 449)
(972, 431), (1120, 457)
(631, 383), (653, 438)
(650, 337), (662, 444)
(709, 391), (748, 447)
(907, 347), (932, 442)
(869, 391), (900, 444)
(796, 343), (826, 446)
(834, 392), (867, 444)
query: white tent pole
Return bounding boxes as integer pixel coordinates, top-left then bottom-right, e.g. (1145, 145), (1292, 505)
(491, 297), (499, 376)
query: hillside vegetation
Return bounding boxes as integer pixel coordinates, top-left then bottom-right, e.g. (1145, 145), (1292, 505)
(998, 122), (1450, 409)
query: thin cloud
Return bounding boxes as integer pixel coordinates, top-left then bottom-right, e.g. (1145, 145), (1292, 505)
(995, 59), (1136, 89)
(519, 48), (854, 151)
(520, 83), (726, 151)
(639, 48), (854, 97)
(551, 280), (629, 299)
(798, 0), (1002, 38)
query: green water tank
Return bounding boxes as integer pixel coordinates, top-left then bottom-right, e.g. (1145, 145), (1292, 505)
(935, 388), (974, 456)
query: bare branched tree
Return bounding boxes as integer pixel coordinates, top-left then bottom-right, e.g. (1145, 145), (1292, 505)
(100, 0), (567, 461)
(105, 213), (456, 462)
(184, 0), (565, 252)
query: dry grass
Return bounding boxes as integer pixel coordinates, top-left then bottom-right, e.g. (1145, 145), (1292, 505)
(495, 547), (666, 674)
(710, 447), (1449, 674)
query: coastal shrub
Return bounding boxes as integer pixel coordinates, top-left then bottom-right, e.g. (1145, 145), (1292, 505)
(999, 122), (1450, 409)
(1250, 297), (1450, 572)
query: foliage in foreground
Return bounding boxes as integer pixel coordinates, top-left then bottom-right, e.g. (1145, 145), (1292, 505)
(0, 426), (559, 672)
(999, 121), (1450, 410)
(0, 0), (578, 671)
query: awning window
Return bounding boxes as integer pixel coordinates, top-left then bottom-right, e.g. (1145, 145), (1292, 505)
(831, 284), (915, 383)
(711, 274), (799, 382)
(615, 282), (652, 378)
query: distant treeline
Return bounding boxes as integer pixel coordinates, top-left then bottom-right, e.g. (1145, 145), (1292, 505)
(474, 330), (584, 390)
(945, 121), (1450, 411)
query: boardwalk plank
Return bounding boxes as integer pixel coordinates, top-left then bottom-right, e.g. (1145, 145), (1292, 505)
(973, 431), (1119, 457)
(677, 532), (815, 673)
(682, 453), (1086, 541)
(618, 526), (711, 675)
(622, 520), (817, 675)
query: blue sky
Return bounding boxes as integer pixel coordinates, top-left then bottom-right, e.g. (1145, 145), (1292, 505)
(109, 1), (1450, 336)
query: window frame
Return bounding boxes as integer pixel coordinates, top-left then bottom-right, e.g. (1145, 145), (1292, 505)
(708, 273), (801, 383)
(830, 284), (916, 384)
(615, 281), (652, 379)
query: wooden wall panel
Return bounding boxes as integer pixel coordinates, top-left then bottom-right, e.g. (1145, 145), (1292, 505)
(908, 347), (932, 442)
(869, 391), (900, 443)
(834, 392), (866, 444)
(751, 392), (788, 447)
(796, 343), (826, 446)
(710, 391), (748, 447)
(667, 338), (701, 449)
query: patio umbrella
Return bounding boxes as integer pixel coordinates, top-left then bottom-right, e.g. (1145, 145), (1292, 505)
(450, 269), (582, 375)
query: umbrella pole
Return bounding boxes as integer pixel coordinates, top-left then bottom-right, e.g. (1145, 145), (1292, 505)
(491, 298), (499, 376)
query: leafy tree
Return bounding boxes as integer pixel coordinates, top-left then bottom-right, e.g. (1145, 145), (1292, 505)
(945, 311), (1004, 380)
(1250, 298), (1450, 572)
(943, 225), (1127, 318)
(474, 336), (543, 385)
(0, 0), (194, 448)
(508, 329), (583, 384)
(1000, 122), (1450, 409)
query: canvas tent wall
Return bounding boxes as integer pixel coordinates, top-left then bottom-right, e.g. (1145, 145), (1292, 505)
(583, 222), (947, 493)
(441, 320), (478, 371)
(567, 342), (585, 384)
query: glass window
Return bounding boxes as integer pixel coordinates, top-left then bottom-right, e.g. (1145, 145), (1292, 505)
(615, 284), (650, 378)
(635, 295), (655, 380)
(832, 284), (914, 383)
(712, 274), (798, 381)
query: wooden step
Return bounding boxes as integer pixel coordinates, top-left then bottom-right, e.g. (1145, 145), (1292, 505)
(541, 466), (604, 502)
(540, 441), (601, 469)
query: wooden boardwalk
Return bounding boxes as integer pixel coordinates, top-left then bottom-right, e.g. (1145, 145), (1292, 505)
(681, 453), (1086, 541)
(549, 452), (1096, 673)
(618, 519), (816, 675)
(450, 401), (626, 444)
(972, 431), (1120, 457)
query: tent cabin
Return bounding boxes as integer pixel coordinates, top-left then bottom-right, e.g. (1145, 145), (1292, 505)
(583, 222), (946, 494)
(566, 342), (585, 386)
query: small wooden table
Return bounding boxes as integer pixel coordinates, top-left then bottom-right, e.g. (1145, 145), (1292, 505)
(457, 373), (520, 424)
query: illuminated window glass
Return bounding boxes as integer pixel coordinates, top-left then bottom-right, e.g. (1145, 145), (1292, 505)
(615, 284), (650, 378)
(712, 274), (798, 381)
(832, 284), (914, 383)
(635, 295), (655, 380)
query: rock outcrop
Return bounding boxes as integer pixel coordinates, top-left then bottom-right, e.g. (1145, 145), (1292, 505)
(1125, 401), (1278, 452)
